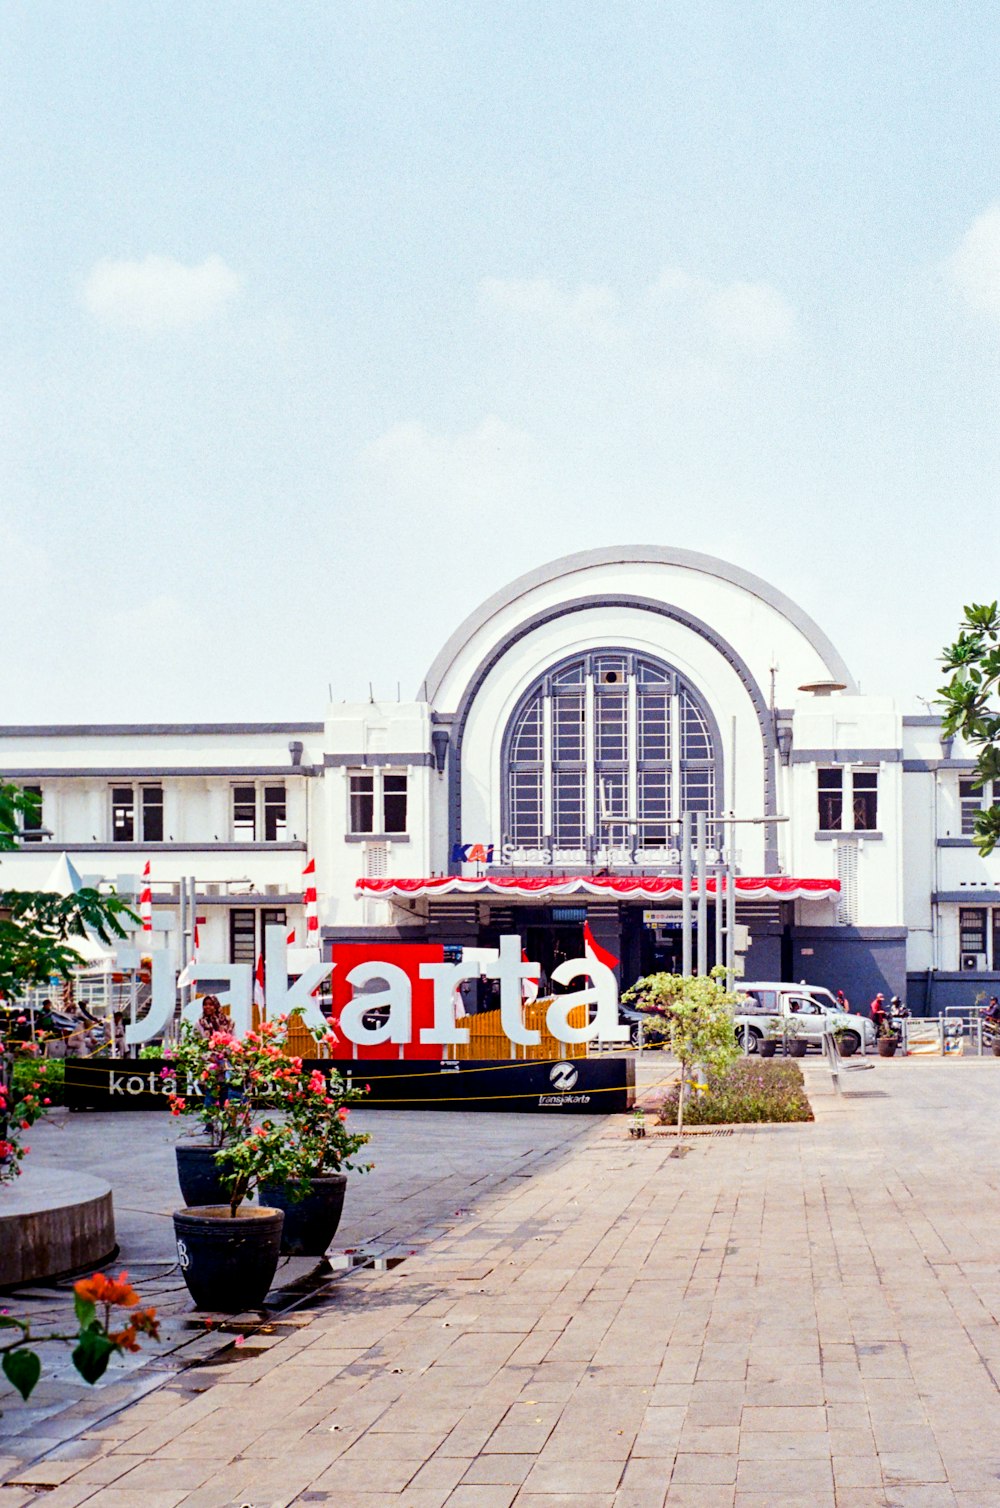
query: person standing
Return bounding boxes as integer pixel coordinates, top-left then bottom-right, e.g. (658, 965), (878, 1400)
(870, 992), (888, 1034)
(836, 989), (851, 1014)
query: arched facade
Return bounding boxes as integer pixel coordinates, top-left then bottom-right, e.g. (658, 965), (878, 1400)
(499, 647), (722, 856)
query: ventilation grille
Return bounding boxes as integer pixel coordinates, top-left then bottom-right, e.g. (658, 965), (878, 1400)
(365, 844), (387, 878)
(836, 845), (858, 925)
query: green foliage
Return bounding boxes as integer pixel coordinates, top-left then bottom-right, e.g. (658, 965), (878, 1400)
(940, 602), (1000, 856)
(13, 1055), (63, 1105)
(622, 967), (742, 1136)
(166, 1015), (371, 1216)
(1, 1270), (159, 1411)
(656, 1057), (813, 1125)
(0, 780), (137, 998)
(1, 1349), (41, 1401)
(71, 1326), (117, 1386)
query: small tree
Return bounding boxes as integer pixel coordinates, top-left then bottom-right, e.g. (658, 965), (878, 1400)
(940, 602), (1000, 856)
(621, 968), (741, 1138)
(0, 784), (135, 999)
(0, 783), (135, 1182)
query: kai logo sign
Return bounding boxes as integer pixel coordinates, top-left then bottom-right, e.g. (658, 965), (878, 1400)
(120, 931), (628, 1051)
(450, 842), (495, 864)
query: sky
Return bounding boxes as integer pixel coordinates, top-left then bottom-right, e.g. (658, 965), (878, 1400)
(2, 0), (1000, 721)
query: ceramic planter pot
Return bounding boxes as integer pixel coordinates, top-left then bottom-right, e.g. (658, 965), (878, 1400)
(173, 1206), (284, 1311)
(259, 1173), (348, 1257)
(787, 1039), (808, 1058)
(877, 1038), (898, 1058)
(836, 1034), (859, 1057)
(758, 1040), (778, 1058)
(175, 1142), (230, 1207)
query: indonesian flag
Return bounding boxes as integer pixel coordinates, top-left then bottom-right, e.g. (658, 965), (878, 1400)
(521, 949), (540, 1004)
(140, 861), (152, 933)
(584, 920), (619, 973)
(253, 952), (266, 1012)
(303, 858), (318, 935)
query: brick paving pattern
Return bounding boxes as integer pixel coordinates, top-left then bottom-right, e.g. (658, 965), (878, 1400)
(3, 1057), (1000, 1505)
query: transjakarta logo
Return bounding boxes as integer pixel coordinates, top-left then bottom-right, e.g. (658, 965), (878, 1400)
(549, 1061), (579, 1091)
(538, 1059), (590, 1105)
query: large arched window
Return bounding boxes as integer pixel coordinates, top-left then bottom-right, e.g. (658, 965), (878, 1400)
(503, 651), (718, 853)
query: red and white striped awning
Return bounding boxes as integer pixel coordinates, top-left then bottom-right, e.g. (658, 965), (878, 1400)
(356, 875), (839, 902)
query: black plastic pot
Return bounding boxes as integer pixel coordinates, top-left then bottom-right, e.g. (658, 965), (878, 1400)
(173, 1206), (284, 1311)
(758, 1040), (777, 1058)
(787, 1039), (808, 1058)
(176, 1142), (230, 1207)
(259, 1173), (348, 1256)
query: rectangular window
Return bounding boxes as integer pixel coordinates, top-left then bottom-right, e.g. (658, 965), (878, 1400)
(230, 908), (257, 964)
(111, 786), (135, 843)
(349, 774), (375, 833)
(553, 692), (585, 761)
(232, 785), (257, 842)
(961, 778), (983, 836)
(817, 768), (843, 831)
(141, 785), (164, 842)
(596, 691), (627, 762)
(852, 770), (878, 831)
(509, 770), (542, 844)
(21, 785), (43, 843)
(263, 784), (287, 842)
(553, 769), (585, 845)
(382, 773), (408, 834)
(960, 908), (988, 957)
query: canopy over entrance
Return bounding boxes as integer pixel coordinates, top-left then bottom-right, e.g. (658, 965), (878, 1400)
(356, 876), (839, 902)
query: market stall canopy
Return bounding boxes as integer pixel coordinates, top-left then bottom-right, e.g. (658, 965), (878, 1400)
(43, 853), (85, 897)
(356, 876), (840, 902)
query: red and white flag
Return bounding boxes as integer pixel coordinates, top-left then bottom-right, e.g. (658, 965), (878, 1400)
(521, 949), (540, 1004)
(303, 858), (318, 935)
(286, 926), (296, 946)
(253, 952), (266, 1012)
(177, 919), (202, 990)
(139, 861), (152, 933)
(583, 920), (619, 973)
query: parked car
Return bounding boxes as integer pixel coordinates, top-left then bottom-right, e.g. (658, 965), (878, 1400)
(734, 982), (875, 1056)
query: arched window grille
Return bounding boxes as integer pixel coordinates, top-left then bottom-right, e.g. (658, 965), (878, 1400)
(503, 651), (718, 853)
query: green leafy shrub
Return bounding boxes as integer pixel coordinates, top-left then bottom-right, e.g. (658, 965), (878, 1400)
(13, 1056), (63, 1106)
(656, 1057), (813, 1126)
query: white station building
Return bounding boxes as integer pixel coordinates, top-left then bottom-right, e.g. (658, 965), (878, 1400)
(2, 547), (997, 1013)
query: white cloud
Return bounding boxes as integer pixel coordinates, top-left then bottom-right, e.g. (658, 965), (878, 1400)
(82, 254), (243, 332)
(651, 267), (797, 352)
(946, 207), (1000, 319)
(478, 277), (621, 340)
(480, 265), (797, 364)
(357, 414), (540, 514)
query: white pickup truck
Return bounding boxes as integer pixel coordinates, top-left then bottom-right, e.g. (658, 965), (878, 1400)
(735, 982), (875, 1055)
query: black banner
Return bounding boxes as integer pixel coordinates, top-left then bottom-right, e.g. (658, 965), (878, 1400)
(64, 1056), (634, 1115)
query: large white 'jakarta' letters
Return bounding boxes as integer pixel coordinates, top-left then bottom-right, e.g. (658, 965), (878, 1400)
(123, 930), (625, 1049)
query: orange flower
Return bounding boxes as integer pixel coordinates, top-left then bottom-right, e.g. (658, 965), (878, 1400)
(74, 1270), (140, 1309)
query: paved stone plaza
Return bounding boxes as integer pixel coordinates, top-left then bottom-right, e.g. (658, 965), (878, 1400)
(4, 1057), (1000, 1506)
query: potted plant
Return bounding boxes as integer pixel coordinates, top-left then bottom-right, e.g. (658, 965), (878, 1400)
(758, 1018), (780, 1058)
(260, 1065), (371, 1257)
(784, 1015), (809, 1058)
(166, 1016), (372, 1303)
(832, 1022), (860, 1058)
(166, 1015), (308, 1309)
(876, 1018), (899, 1057)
